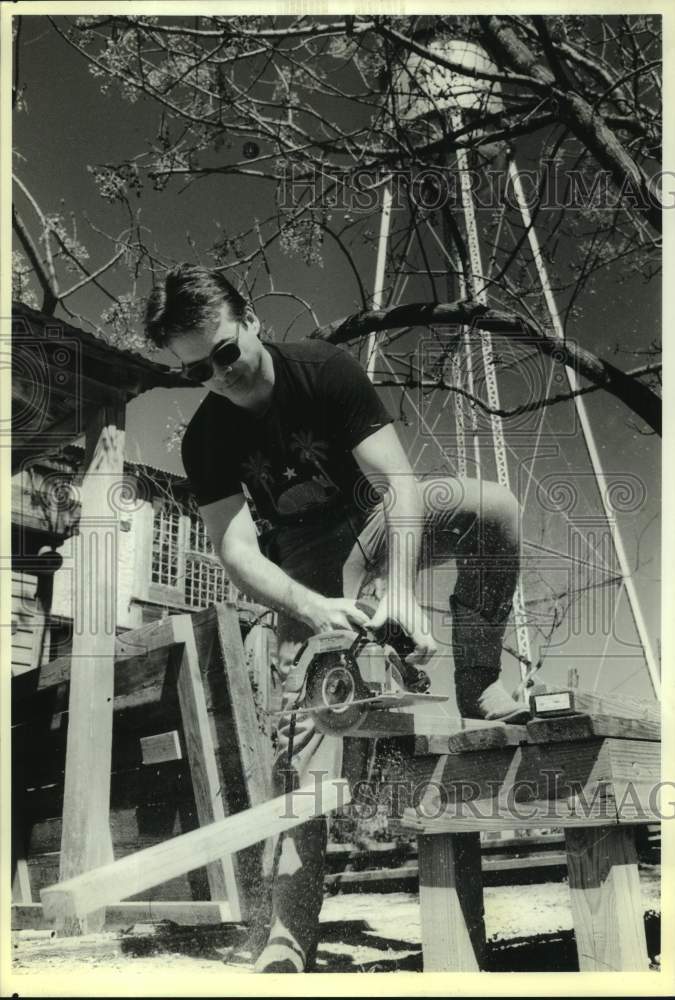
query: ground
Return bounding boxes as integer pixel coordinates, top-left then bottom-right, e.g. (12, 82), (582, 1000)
(9, 867), (660, 985)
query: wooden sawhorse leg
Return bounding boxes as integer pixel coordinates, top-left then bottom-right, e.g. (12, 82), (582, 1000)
(418, 832), (486, 971)
(565, 826), (650, 971)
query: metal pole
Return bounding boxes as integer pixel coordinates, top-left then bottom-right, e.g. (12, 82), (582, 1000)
(508, 158), (660, 700)
(366, 183), (393, 381)
(451, 110), (533, 678)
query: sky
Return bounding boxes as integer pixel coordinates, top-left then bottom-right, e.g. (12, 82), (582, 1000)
(11, 14), (662, 699)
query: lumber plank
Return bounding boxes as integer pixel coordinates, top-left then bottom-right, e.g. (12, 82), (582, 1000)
(171, 615), (241, 920)
(243, 621), (276, 738)
(37, 619), (178, 692)
(12, 859), (32, 904)
(415, 724), (528, 755)
(397, 738), (660, 832)
(40, 777), (350, 923)
(401, 806), (615, 833)
(209, 604), (273, 801)
(527, 713), (660, 744)
(565, 825), (649, 970)
(139, 730), (182, 765)
(326, 864), (418, 887)
(418, 832), (485, 971)
(113, 617), (182, 659)
(12, 733), (33, 904)
(26, 850), (209, 904)
(58, 396), (125, 934)
(12, 901), (236, 931)
(193, 605), (273, 923)
(605, 739), (662, 824)
(348, 708), (521, 741)
(324, 852), (568, 888)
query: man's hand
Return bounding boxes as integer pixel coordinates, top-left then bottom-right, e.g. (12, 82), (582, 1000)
(369, 592), (438, 665)
(300, 596), (371, 634)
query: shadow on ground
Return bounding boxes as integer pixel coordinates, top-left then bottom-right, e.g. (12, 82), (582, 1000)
(118, 910), (660, 974)
(314, 910), (660, 973)
(120, 921), (253, 966)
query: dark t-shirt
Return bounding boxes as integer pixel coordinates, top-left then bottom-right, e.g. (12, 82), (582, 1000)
(181, 340), (393, 538)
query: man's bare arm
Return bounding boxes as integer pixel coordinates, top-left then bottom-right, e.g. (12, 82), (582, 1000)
(351, 424), (437, 664)
(199, 493), (369, 633)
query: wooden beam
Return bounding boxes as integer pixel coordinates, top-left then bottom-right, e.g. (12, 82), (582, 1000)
(37, 616), (181, 691)
(12, 731), (33, 904)
(415, 724), (527, 755)
(565, 826), (650, 970)
(348, 707), (520, 740)
(527, 714), (660, 744)
(12, 901), (236, 931)
(57, 395), (125, 934)
(171, 615), (241, 920)
(12, 859), (32, 905)
(398, 737), (660, 832)
(191, 604), (274, 923)
(243, 620), (275, 742)
(324, 851), (568, 889)
(211, 603), (273, 801)
(41, 777), (350, 924)
(139, 731), (182, 765)
(418, 832), (486, 971)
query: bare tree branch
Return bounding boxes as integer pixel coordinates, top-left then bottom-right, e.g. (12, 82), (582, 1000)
(311, 300), (662, 433)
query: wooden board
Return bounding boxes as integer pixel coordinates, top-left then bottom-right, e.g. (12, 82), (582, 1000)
(57, 396), (125, 934)
(346, 707), (524, 744)
(171, 615), (241, 920)
(140, 731), (182, 765)
(416, 724), (528, 755)
(324, 852), (568, 888)
(397, 738), (660, 833)
(565, 826), (650, 970)
(25, 850), (210, 905)
(418, 832), (485, 971)
(527, 713), (660, 744)
(191, 604), (273, 923)
(12, 901), (236, 931)
(41, 777), (349, 923)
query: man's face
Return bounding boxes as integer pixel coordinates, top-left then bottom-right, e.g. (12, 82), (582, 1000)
(167, 303), (265, 399)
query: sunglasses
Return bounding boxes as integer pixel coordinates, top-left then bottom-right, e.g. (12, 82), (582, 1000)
(178, 324), (241, 384)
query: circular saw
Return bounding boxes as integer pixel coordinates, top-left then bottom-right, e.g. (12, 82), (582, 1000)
(292, 622), (445, 735)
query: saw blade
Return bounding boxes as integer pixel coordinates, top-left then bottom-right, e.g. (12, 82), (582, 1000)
(303, 652), (371, 733)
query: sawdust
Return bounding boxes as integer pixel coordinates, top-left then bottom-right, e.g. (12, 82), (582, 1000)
(9, 869), (661, 981)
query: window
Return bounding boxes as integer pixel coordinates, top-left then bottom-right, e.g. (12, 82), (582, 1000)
(152, 502), (181, 587)
(151, 500), (244, 611)
(189, 517), (213, 556)
(184, 557), (228, 609)
(184, 512), (233, 609)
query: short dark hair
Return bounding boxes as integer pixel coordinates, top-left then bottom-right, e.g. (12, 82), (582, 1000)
(144, 263), (249, 347)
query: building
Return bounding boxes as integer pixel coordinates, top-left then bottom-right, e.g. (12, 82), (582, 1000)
(11, 447), (265, 678)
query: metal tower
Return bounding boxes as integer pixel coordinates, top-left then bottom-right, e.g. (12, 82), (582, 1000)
(364, 37), (660, 701)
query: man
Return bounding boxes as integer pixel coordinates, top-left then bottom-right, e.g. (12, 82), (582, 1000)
(145, 263), (525, 972)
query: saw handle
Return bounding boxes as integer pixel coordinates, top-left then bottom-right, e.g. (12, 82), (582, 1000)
(368, 617), (417, 659)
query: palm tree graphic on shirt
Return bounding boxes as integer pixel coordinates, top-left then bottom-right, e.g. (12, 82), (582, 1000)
(241, 452), (278, 512)
(289, 430), (337, 489)
(242, 432), (340, 517)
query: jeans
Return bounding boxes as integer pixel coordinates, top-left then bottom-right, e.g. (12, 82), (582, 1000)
(265, 475), (521, 961)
